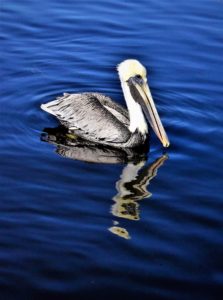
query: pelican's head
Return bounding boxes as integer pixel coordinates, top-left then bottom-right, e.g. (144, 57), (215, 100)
(117, 59), (170, 148)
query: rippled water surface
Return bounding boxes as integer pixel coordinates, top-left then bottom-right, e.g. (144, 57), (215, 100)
(1, 0), (223, 299)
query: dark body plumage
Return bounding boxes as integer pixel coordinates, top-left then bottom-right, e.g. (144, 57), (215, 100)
(41, 93), (147, 148)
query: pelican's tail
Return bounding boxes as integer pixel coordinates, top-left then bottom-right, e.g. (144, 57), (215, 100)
(41, 93), (70, 116)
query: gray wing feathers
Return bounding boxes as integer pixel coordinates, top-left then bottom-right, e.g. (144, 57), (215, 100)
(41, 93), (131, 144)
(90, 93), (129, 126)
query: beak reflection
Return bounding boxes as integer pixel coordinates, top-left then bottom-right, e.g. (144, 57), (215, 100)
(128, 76), (170, 148)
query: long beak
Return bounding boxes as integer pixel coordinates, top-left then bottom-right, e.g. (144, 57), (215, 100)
(128, 77), (170, 147)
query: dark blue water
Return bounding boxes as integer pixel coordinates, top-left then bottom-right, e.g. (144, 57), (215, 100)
(1, 0), (223, 299)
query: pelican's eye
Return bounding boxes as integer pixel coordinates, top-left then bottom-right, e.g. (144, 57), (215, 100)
(126, 75), (142, 83)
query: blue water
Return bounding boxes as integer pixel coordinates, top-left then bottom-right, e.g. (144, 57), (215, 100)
(1, 0), (223, 299)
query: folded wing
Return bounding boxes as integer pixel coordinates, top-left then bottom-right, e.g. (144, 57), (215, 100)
(41, 93), (131, 144)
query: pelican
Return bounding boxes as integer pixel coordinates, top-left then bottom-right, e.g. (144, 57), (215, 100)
(41, 59), (170, 148)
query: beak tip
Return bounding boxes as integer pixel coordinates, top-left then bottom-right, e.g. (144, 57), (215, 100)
(163, 141), (170, 148)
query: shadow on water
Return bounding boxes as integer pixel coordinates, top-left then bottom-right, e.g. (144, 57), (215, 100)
(41, 126), (168, 239)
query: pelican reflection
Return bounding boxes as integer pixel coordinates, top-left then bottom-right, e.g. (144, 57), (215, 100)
(41, 126), (148, 164)
(41, 127), (168, 239)
(109, 155), (168, 239)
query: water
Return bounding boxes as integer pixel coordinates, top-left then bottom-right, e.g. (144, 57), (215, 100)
(1, 0), (223, 299)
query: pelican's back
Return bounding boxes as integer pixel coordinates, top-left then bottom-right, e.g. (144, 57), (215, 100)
(41, 93), (131, 145)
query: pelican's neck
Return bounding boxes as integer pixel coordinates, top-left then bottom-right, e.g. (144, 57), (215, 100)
(121, 81), (148, 135)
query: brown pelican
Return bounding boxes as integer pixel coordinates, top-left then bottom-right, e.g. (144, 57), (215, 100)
(41, 59), (170, 148)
